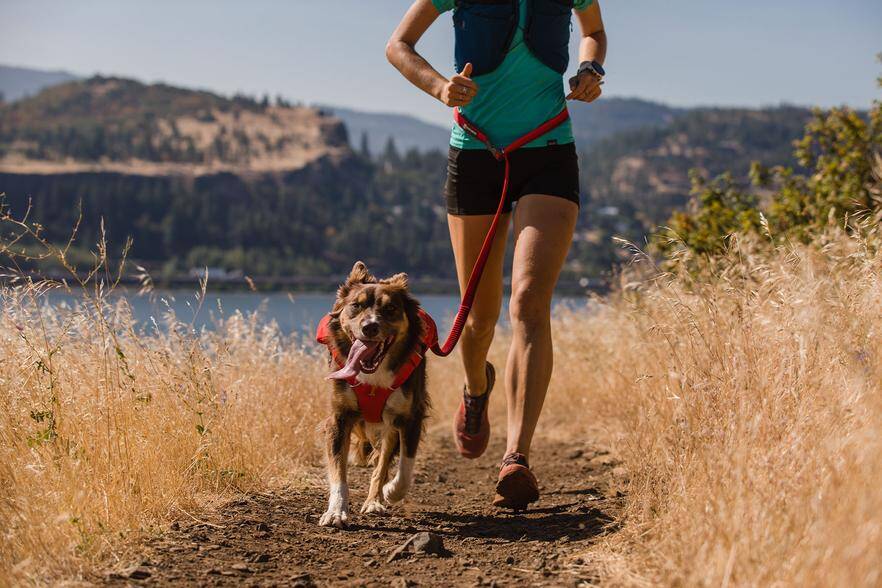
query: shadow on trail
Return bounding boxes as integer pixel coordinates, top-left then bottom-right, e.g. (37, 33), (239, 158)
(419, 503), (617, 543)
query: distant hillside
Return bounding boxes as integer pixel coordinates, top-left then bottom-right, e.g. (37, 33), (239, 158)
(570, 105), (814, 270)
(0, 76), (350, 175)
(0, 65), (685, 156)
(0, 70), (816, 285)
(581, 105), (812, 224)
(569, 97), (683, 147)
(324, 105), (452, 155)
(0, 64), (79, 102)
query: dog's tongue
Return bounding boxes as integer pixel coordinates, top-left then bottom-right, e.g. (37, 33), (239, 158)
(327, 339), (379, 380)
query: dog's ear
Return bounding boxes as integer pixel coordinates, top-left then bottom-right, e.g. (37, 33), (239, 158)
(332, 261), (376, 317)
(381, 272), (408, 291)
(347, 261), (376, 286)
(329, 298), (346, 319)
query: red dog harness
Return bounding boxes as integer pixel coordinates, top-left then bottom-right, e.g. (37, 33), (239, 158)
(315, 309), (437, 422)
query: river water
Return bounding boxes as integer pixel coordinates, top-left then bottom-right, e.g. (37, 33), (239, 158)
(41, 289), (589, 335)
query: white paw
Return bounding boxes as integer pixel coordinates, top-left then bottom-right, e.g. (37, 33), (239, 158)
(360, 499), (388, 515)
(382, 480), (407, 505)
(319, 505), (349, 527)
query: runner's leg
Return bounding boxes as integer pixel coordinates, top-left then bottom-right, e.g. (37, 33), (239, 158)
(505, 194), (578, 460)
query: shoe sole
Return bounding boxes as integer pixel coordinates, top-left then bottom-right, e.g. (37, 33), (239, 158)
(493, 465), (539, 510)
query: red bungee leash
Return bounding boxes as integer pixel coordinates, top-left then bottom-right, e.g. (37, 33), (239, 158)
(428, 107), (570, 357)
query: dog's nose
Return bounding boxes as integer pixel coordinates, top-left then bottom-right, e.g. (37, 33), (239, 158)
(361, 322), (380, 338)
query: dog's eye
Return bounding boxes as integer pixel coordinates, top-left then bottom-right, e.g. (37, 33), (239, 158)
(383, 304), (397, 315)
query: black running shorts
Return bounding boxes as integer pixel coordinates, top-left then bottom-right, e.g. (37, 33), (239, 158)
(444, 143), (580, 216)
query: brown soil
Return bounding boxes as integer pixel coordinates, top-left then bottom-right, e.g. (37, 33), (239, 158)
(102, 432), (624, 587)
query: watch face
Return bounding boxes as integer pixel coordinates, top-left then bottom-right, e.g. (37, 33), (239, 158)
(592, 61), (605, 77)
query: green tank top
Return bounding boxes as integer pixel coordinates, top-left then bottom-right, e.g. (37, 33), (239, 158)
(431, 0), (593, 150)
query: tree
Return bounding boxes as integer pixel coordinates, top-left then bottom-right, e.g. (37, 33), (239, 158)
(359, 132), (371, 158)
(654, 65), (881, 267)
(382, 136), (401, 167)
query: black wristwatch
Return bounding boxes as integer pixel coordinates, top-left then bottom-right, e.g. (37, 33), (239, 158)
(578, 60), (605, 78)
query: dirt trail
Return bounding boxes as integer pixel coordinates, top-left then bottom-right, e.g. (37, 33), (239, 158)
(103, 432), (624, 587)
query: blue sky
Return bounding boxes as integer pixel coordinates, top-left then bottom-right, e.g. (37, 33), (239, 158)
(1, 0), (879, 126)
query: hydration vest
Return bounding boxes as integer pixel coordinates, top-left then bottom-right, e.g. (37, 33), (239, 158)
(452, 0), (575, 77)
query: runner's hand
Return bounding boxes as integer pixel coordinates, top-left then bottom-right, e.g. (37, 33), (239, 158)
(566, 71), (603, 103)
(440, 63), (478, 107)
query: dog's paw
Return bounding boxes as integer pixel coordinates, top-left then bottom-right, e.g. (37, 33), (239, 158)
(318, 506), (350, 528)
(360, 499), (388, 515)
(382, 480), (407, 505)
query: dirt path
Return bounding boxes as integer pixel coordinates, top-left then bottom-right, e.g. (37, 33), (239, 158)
(103, 432), (624, 587)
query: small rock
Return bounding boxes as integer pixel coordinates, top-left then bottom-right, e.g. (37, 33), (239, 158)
(365, 558), (378, 567)
(391, 578), (416, 588)
(505, 555), (515, 565)
(250, 553), (271, 563)
(231, 563), (252, 573)
(205, 568), (221, 576)
(387, 532), (450, 563)
(169, 521), (180, 531)
(120, 565), (152, 580)
(290, 572), (315, 588)
(255, 521), (270, 532)
(591, 454), (617, 466)
(566, 448), (584, 460)
(436, 473), (447, 483)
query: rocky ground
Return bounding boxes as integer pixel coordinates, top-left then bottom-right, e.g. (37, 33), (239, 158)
(102, 432), (624, 587)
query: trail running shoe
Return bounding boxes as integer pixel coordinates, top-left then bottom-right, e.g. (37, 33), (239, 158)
(493, 452), (539, 510)
(453, 362), (495, 459)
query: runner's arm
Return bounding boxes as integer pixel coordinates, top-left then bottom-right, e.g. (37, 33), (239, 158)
(567, 2), (607, 103)
(386, 0), (478, 107)
(576, 2), (606, 67)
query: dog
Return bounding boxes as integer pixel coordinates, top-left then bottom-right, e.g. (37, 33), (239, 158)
(315, 261), (432, 527)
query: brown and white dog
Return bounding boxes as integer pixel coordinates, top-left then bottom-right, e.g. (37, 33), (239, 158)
(316, 261), (430, 527)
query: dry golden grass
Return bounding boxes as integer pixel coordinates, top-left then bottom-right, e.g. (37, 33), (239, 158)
(2, 230), (881, 585)
(546, 231), (882, 586)
(0, 288), (330, 583)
